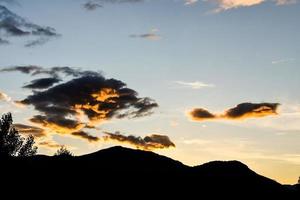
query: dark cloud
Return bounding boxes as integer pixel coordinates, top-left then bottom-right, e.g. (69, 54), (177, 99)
(83, 1), (103, 10)
(225, 103), (280, 119)
(13, 123), (47, 138)
(19, 74), (158, 132)
(2, 66), (158, 143)
(0, 65), (100, 78)
(23, 77), (62, 89)
(103, 132), (175, 150)
(0, 65), (43, 74)
(83, 0), (143, 10)
(29, 115), (84, 134)
(71, 131), (100, 142)
(0, 5), (60, 47)
(189, 103), (280, 121)
(189, 108), (215, 121)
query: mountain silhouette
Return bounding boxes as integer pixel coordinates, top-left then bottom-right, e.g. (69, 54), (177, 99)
(2, 146), (299, 198)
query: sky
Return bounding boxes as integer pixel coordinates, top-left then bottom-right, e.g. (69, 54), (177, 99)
(0, 0), (299, 184)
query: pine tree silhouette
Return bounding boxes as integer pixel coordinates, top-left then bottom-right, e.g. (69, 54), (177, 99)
(0, 113), (37, 158)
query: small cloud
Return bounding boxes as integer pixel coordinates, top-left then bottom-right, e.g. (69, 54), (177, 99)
(189, 102), (280, 122)
(13, 123), (47, 138)
(39, 141), (63, 149)
(83, 0), (143, 10)
(71, 131), (100, 142)
(83, 1), (103, 10)
(209, 0), (297, 13)
(275, 0), (297, 5)
(185, 0), (198, 5)
(0, 91), (10, 101)
(103, 131), (175, 150)
(130, 28), (162, 41)
(175, 81), (215, 89)
(271, 58), (295, 65)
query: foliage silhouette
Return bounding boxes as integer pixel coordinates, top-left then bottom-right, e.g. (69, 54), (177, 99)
(54, 146), (73, 157)
(0, 113), (37, 157)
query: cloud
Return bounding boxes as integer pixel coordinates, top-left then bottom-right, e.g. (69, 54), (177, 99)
(175, 81), (215, 89)
(83, 1), (103, 10)
(185, 0), (198, 5)
(103, 131), (175, 150)
(271, 58), (295, 65)
(189, 102), (280, 121)
(71, 131), (100, 142)
(1, 65), (100, 77)
(213, 0), (264, 13)
(83, 0), (143, 10)
(275, 0), (297, 5)
(13, 123), (47, 138)
(0, 91), (10, 101)
(130, 29), (162, 41)
(23, 77), (62, 89)
(209, 0), (297, 13)
(39, 141), (63, 149)
(190, 108), (216, 120)
(0, 5), (60, 47)
(1, 66), (158, 143)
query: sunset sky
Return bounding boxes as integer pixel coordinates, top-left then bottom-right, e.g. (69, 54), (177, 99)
(0, 0), (300, 184)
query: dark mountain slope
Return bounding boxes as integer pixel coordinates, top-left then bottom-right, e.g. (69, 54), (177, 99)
(1, 146), (299, 198)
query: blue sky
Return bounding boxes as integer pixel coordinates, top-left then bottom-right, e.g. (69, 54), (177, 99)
(0, 0), (300, 184)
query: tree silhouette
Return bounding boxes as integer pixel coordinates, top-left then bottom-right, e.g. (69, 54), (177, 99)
(0, 113), (37, 157)
(54, 146), (73, 157)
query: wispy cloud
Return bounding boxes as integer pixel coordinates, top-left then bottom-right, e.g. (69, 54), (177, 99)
(0, 5), (60, 47)
(275, 0), (297, 5)
(83, 0), (143, 10)
(185, 0), (198, 5)
(175, 81), (215, 89)
(83, 1), (103, 10)
(271, 58), (295, 65)
(209, 0), (297, 13)
(130, 28), (162, 41)
(0, 91), (10, 101)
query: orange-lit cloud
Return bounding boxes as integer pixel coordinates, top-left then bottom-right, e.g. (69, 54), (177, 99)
(0, 91), (10, 101)
(210, 0), (297, 12)
(13, 123), (47, 138)
(71, 131), (100, 142)
(1, 66), (158, 143)
(103, 132), (175, 150)
(39, 141), (63, 149)
(189, 102), (280, 121)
